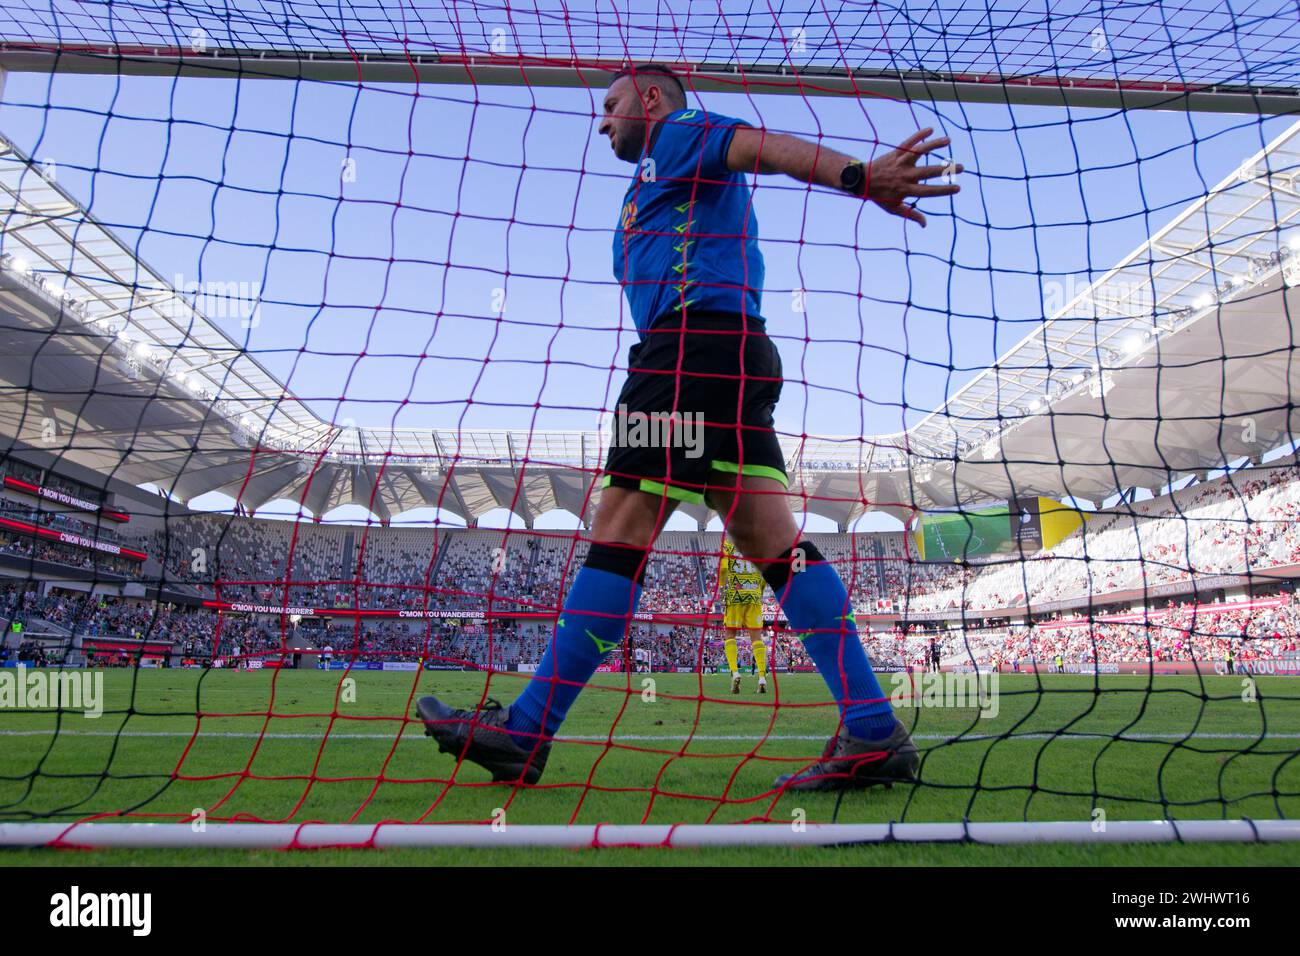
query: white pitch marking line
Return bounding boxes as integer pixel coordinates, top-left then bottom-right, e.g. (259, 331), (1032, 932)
(0, 730), (1295, 742)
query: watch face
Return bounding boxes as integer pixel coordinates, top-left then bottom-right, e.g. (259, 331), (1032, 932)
(842, 163), (863, 191)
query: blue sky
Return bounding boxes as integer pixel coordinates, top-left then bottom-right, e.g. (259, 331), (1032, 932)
(0, 54), (1293, 531)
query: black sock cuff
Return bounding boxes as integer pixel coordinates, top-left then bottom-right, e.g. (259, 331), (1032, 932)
(585, 540), (651, 587)
(761, 539), (825, 593)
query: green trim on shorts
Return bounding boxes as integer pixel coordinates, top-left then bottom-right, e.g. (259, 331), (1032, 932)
(599, 473), (706, 505)
(708, 460), (790, 489)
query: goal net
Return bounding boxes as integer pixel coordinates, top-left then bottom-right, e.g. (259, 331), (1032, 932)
(0, 0), (1298, 849)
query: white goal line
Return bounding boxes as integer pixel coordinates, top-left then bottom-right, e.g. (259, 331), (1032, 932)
(0, 820), (1297, 848)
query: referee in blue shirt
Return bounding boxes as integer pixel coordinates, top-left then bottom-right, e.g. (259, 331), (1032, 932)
(419, 63), (961, 791)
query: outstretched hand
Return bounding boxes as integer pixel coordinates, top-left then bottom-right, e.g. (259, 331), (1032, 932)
(865, 128), (963, 227)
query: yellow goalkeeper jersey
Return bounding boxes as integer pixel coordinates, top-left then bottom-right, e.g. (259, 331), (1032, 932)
(720, 541), (766, 607)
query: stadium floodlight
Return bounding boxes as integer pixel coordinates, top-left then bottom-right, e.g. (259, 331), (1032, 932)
(1088, 371), (1115, 399)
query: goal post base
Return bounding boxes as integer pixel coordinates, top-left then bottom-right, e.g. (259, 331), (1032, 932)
(1, 820), (1297, 849)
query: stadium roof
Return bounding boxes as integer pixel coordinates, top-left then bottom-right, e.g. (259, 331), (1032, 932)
(1, 110), (1298, 529)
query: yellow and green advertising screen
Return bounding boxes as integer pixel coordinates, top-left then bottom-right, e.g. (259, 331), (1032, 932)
(911, 497), (1084, 561)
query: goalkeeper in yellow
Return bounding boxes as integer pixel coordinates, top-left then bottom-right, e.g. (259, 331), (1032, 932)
(719, 537), (769, 694)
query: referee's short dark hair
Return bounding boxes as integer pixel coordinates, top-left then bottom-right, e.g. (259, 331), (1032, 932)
(610, 63), (687, 110)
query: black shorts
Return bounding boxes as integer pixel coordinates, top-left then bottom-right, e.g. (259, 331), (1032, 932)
(601, 309), (787, 505)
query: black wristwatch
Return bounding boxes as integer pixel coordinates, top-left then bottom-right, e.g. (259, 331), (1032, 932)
(839, 160), (866, 197)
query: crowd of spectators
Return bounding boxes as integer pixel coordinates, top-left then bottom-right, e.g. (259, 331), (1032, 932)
(2, 460), (1299, 671)
(895, 591), (1300, 669)
(886, 462), (1300, 614)
(0, 494), (144, 578)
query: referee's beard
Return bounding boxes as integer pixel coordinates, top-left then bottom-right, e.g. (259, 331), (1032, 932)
(611, 117), (654, 164)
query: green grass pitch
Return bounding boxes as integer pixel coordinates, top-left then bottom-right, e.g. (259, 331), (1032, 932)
(1, 669), (1298, 866)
